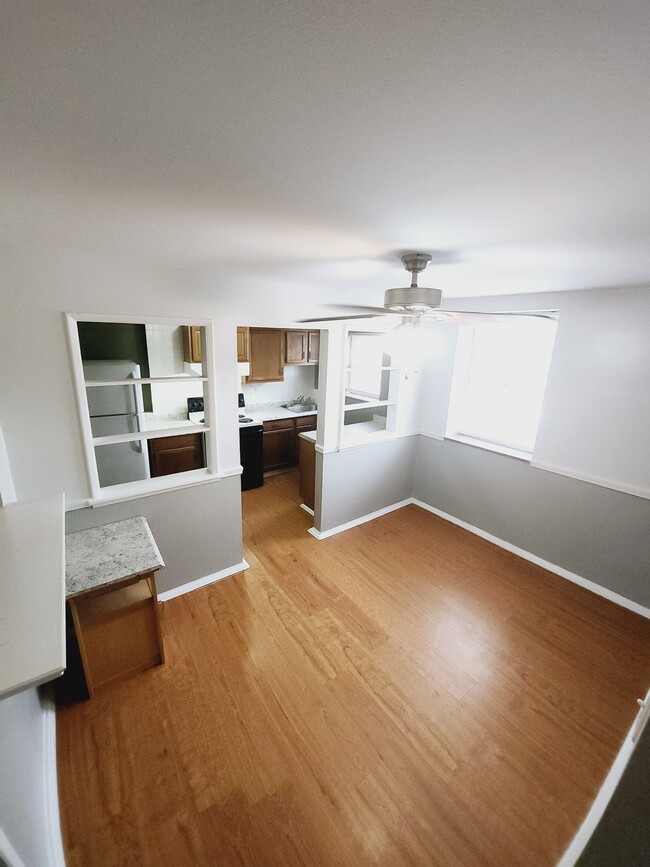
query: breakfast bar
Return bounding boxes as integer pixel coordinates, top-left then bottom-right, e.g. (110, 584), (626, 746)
(65, 516), (165, 697)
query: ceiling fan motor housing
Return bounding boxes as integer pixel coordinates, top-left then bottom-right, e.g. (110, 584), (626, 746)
(384, 285), (443, 312)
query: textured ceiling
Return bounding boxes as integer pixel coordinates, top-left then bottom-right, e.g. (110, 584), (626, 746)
(2, 0), (650, 301)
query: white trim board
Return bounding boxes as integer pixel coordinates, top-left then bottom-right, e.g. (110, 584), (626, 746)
(309, 498), (649, 619)
(308, 499), (413, 540)
(158, 560), (250, 602)
(411, 498), (649, 619)
(0, 828), (26, 867)
(557, 688), (650, 867)
(42, 691), (66, 867)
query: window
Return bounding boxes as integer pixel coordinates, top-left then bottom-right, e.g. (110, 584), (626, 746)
(342, 331), (400, 442)
(66, 315), (219, 503)
(446, 315), (558, 457)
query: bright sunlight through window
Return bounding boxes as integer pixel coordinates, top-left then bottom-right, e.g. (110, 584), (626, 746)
(447, 316), (558, 456)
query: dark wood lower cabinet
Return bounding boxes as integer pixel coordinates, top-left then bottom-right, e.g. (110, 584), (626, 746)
(148, 433), (205, 477)
(299, 438), (316, 510)
(263, 415), (317, 473)
(263, 420), (295, 471)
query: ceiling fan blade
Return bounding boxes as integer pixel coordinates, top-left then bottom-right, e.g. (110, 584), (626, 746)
(295, 304), (392, 323)
(427, 309), (560, 325)
(295, 312), (389, 323)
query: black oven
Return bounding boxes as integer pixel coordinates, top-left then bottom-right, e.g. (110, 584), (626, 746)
(239, 423), (263, 490)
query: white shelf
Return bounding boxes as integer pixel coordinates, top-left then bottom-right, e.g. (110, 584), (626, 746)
(343, 398), (395, 411)
(85, 375), (207, 386)
(0, 496), (66, 700)
(345, 366), (399, 372)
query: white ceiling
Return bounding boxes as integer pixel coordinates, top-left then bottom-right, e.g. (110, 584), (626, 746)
(2, 0), (650, 302)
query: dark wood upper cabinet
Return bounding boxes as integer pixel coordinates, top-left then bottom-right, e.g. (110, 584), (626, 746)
(285, 330), (320, 365)
(307, 330), (320, 363)
(236, 326), (250, 362)
(285, 330), (308, 364)
(182, 326), (202, 363)
(247, 329), (284, 382)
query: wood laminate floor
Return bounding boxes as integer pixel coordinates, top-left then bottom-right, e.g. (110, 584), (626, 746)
(57, 472), (650, 866)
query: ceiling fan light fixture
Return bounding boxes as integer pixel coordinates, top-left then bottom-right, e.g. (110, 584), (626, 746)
(384, 285), (443, 312)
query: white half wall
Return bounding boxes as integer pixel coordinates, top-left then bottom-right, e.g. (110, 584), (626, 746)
(414, 436), (650, 607)
(0, 688), (64, 867)
(65, 475), (243, 595)
(316, 437), (417, 534)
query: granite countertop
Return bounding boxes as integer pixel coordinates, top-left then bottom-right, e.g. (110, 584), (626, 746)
(246, 403), (318, 422)
(298, 430), (317, 443)
(65, 516), (165, 598)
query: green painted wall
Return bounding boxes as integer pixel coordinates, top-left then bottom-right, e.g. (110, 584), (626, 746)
(77, 322), (152, 411)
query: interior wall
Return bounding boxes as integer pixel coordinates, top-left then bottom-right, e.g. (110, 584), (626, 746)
(424, 286), (650, 498)
(0, 688), (64, 867)
(65, 475), (244, 594)
(241, 363), (319, 406)
(317, 437), (417, 533)
(0, 245), (247, 594)
(413, 436), (650, 607)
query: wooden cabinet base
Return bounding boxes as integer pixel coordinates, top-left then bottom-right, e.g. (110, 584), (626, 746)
(299, 438), (316, 510)
(69, 573), (164, 697)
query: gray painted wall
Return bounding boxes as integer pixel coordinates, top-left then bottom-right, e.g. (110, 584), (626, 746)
(317, 437), (416, 533)
(413, 436), (650, 607)
(0, 688), (62, 867)
(65, 476), (244, 595)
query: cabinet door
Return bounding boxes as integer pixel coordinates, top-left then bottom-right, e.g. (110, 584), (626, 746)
(295, 414), (317, 433)
(263, 420), (295, 471)
(236, 326), (250, 362)
(248, 329), (284, 382)
(307, 331), (320, 363)
(285, 330), (308, 364)
(182, 326), (202, 363)
(299, 438), (316, 510)
(148, 434), (205, 477)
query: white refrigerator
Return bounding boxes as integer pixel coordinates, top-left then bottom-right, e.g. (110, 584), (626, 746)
(83, 359), (150, 487)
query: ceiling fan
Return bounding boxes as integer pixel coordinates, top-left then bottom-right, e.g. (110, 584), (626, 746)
(298, 252), (557, 326)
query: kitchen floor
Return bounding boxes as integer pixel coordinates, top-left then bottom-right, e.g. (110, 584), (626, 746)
(56, 472), (650, 866)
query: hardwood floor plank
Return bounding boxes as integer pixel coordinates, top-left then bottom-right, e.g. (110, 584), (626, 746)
(57, 473), (650, 866)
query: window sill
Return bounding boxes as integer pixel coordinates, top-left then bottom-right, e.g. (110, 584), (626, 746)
(67, 466), (242, 510)
(444, 434), (532, 462)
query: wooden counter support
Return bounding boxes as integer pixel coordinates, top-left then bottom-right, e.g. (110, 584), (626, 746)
(65, 516), (165, 698)
(299, 436), (316, 511)
(68, 572), (164, 697)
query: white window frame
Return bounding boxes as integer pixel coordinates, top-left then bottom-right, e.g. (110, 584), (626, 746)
(65, 313), (220, 506)
(446, 314), (558, 460)
(340, 329), (400, 445)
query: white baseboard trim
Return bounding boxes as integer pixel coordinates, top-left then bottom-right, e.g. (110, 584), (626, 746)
(158, 560), (250, 602)
(307, 494), (648, 618)
(307, 499), (414, 540)
(411, 498), (650, 620)
(299, 504), (314, 516)
(0, 827), (26, 867)
(557, 690), (649, 866)
(42, 692), (66, 867)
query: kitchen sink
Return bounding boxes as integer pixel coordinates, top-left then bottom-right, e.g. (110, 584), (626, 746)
(286, 403), (317, 413)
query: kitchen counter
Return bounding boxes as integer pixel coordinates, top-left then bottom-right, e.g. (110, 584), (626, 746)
(298, 430), (317, 443)
(246, 404), (318, 422)
(65, 516), (165, 598)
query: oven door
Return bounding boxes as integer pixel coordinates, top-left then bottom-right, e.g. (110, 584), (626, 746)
(239, 424), (264, 490)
